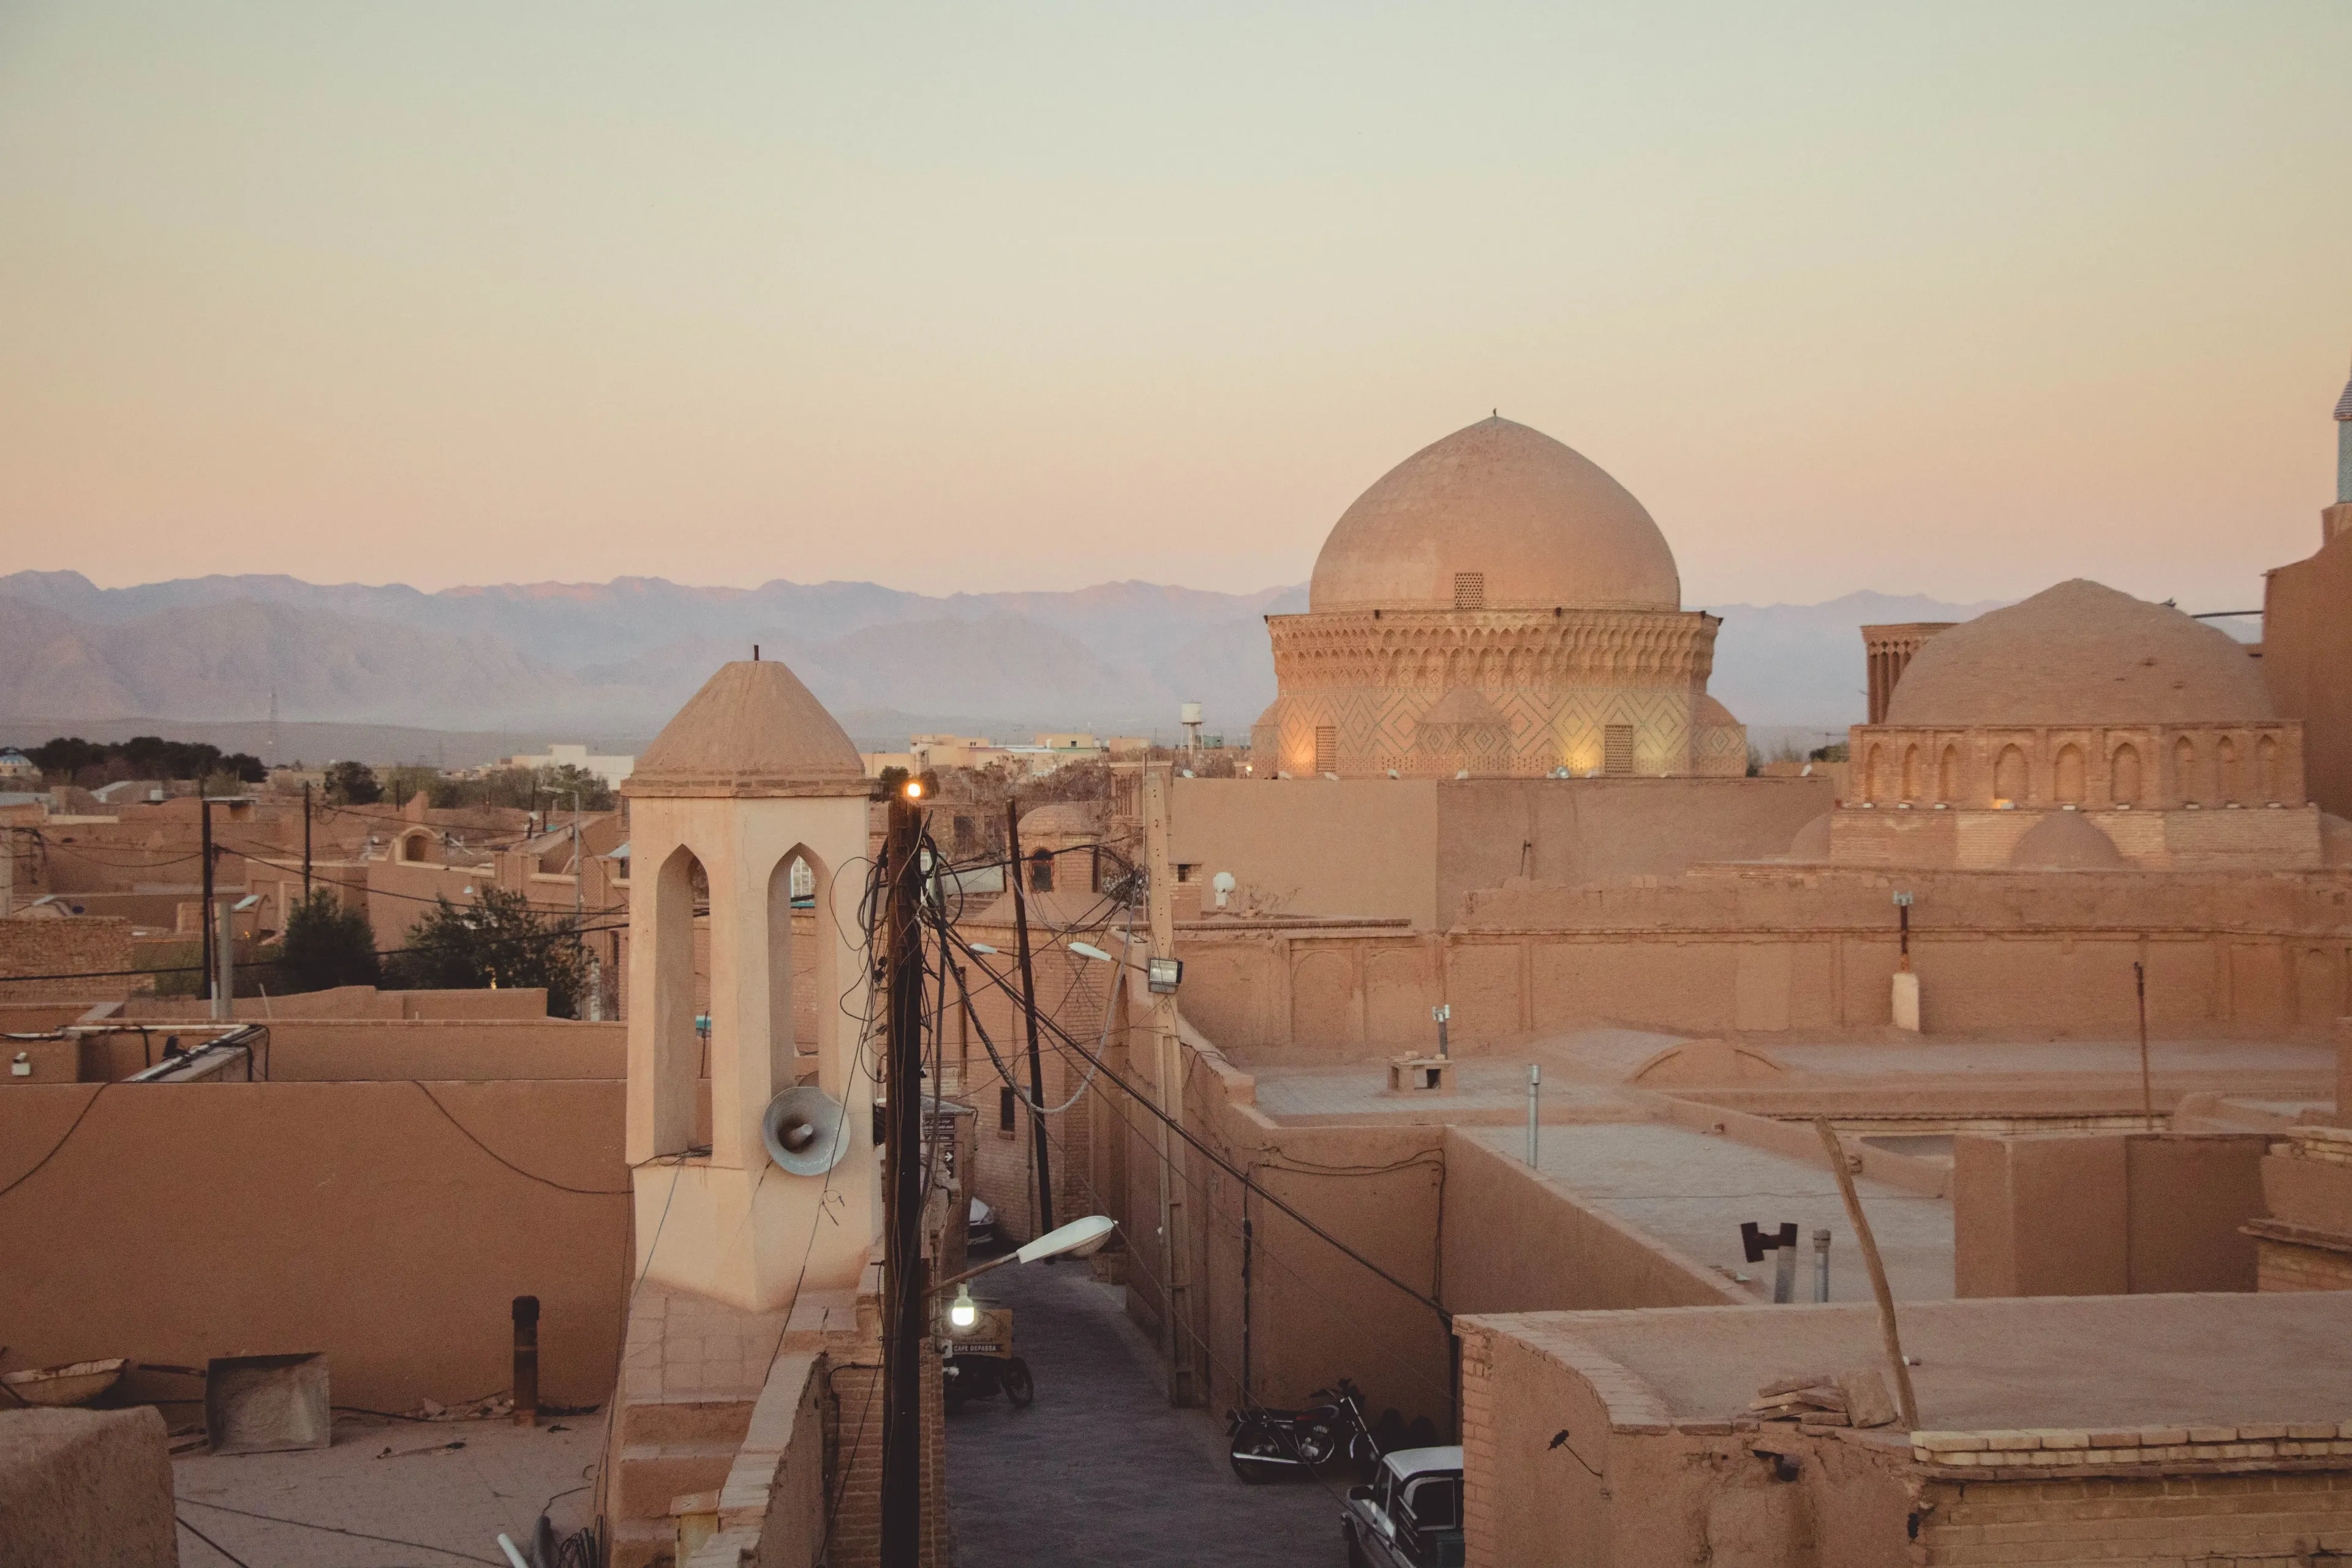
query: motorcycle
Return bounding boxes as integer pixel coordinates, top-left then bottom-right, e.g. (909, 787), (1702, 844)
(1226, 1378), (1378, 1483)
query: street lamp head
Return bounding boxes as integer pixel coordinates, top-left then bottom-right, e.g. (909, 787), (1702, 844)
(948, 1283), (979, 1330)
(1014, 1214), (1116, 1265)
(1068, 941), (1114, 963)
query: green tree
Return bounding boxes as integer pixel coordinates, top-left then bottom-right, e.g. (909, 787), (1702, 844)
(389, 886), (589, 1018)
(538, 763), (616, 812)
(276, 889), (381, 992)
(325, 760), (382, 805)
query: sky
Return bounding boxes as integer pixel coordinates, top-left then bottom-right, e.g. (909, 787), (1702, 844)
(0, 1), (2346, 612)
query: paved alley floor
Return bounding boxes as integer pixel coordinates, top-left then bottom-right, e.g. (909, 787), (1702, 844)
(946, 1257), (1342, 1567)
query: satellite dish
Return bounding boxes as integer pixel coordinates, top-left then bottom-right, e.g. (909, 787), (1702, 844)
(761, 1084), (852, 1176)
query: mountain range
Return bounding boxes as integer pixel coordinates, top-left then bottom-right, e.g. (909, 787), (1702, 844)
(0, 570), (2007, 755)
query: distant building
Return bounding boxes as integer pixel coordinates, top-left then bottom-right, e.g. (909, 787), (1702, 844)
(862, 732), (1133, 778)
(0, 748), (39, 783)
(498, 742), (633, 791)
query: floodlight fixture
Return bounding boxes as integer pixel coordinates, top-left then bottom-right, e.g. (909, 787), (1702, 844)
(1147, 957), (1183, 995)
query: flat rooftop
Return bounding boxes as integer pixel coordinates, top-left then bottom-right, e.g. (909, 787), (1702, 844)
(1238, 1031), (2333, 1125)
(172, 1412), (598, 1567)
(1465, 1122), (1953, 1302)
(1474, 1293), (2352, 1431)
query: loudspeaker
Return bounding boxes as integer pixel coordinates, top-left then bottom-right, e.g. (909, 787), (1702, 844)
(761, 1084), (852, 1176)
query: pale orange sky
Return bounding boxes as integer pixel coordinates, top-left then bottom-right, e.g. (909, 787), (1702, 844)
(1, 2), (2346, 612)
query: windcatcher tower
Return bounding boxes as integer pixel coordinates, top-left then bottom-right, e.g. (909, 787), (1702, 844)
(620, 658), (878, 1309)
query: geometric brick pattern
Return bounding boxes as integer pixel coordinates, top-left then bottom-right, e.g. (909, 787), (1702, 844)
(1255, 606), (1744, 778)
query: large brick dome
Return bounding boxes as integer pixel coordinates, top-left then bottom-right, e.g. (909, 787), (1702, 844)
(1308, 417), (1681, 612)
(1886, 579), (2274, 729)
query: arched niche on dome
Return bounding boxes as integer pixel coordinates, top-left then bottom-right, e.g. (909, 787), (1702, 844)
(2173, 735), (2201, 805)
(2218, 735), (2243, 804)
(1994, 744), (2029, 806)
(2257, 734), (2282, 804)
(1937, 744), (1961, 803)
(2111, 743), (2144, 806)
(2054, 744), (2087, 806)
(1901, 745), (1921, 801)
(643, 843), (707, 1159)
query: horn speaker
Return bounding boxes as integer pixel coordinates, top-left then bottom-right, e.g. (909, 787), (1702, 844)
(761, 1084), (852, 1175)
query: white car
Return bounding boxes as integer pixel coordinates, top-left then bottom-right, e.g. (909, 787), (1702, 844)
(1341, 1446), (1464, 1568)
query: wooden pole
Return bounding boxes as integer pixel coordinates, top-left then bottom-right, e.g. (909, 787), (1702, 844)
(1004, 801), (1056, 1237)
(879, 794), (927, 1568)
(1142, 765), (1199, 1406)
(1813, 1117), (1919, 1428)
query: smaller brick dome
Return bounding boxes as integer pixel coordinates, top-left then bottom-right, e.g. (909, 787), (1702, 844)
(628, 660), (864, 797)
(2008, 810), (2124, 870)
(1887, 579), (2273, 729)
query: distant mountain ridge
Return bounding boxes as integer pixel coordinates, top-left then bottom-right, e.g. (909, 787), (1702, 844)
(0, 570), (2005, 745)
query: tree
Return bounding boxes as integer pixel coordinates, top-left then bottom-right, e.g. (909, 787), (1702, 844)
(325, 760), (382, 805)
(538, 763), (616, 812)
(275, 889), (380, 992)
(389, 886), (590, 1018)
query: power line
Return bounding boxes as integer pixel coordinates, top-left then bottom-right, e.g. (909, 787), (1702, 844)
(919, 835), (1451, 1327)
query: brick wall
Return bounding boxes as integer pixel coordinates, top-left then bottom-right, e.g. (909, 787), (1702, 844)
(1919, 1470), (2352, 1565)
(0, 916), (133, 1001)
(820, 1347), (946, 1568)
(2256, 1238), (2352, 1291)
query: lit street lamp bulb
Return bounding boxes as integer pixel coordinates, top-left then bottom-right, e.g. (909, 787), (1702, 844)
(948, 1284), (978, 1331)
(903, 778), (925, 800)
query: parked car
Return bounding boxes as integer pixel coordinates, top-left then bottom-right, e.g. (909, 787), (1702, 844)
(1341, 1446), (1464, 1568)
(967, 1196), (998, 1248)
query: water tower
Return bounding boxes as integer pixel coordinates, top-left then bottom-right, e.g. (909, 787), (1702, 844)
(1180, 701), (1204, 756)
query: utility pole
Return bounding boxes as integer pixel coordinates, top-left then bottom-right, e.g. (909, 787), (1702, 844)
(1144, 764), (1199, 1405)
(1004, 801), (1056, 1237)
(200, 797), (216, 1012)
(301, 782), (313, 897)
(879, 789), (928, 1568)
(214, 894), (236, 1022)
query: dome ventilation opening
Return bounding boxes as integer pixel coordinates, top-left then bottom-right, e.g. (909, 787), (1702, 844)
(1453, 572), (1486, 610)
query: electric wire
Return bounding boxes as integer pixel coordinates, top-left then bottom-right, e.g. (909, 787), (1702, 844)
(174, 1498), (502, 1564)
(933, 913), (1452, 1324)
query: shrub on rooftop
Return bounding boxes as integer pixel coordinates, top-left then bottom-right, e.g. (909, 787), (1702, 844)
(388, 886), (591, 1019)
(276, 889), (382, 993)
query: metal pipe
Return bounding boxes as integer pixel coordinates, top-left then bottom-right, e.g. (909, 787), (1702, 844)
(1773, 1239), (1796, 1305)
(1525, 1065), (1541, 1166)
(511, 1296), (538, 1427)
(1814, 1228), (1831, 1302)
